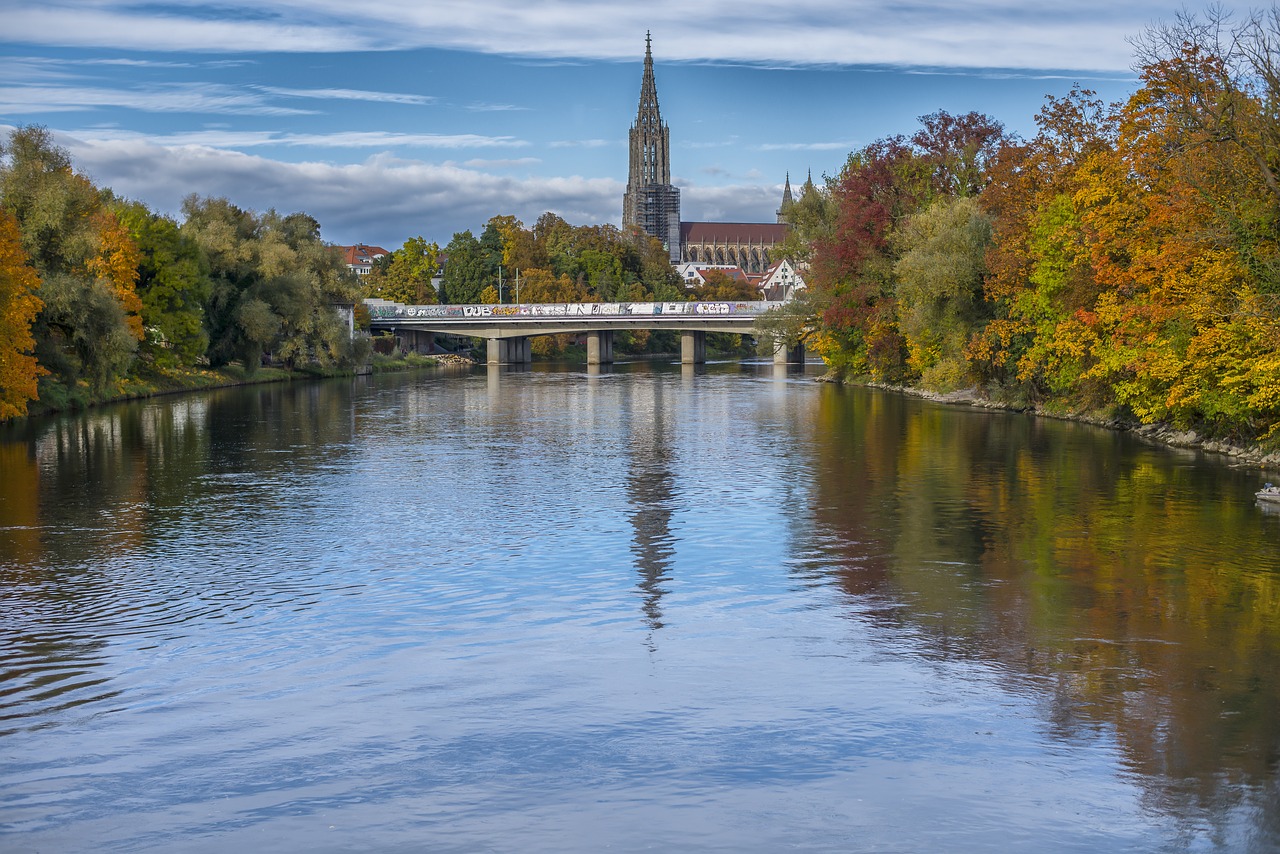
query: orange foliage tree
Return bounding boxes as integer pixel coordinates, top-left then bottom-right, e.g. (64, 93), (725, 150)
(0, 209), (45, 418)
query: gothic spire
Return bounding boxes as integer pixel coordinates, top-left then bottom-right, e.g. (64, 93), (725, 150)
(637, 30), (661, 132)
(778, 172), (795, 223)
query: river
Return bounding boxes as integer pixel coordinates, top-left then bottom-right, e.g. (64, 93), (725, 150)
(3, 360), (1280, 853)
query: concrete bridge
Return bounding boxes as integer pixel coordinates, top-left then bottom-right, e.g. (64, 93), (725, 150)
(365, 299), (805, 365)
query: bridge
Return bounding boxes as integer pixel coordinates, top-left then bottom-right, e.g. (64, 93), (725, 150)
(365, 299), (805, 365)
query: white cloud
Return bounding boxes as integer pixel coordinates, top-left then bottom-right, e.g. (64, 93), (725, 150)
(0, 83), (316, 116)
(56, 132), (624, 246)
(257, 86), (437, 106)
(4, 1), (1228, 71)
(70, 129), (529, 149)
(755, 141), (858, 151)
(39, 130), (782, 248)
(550, 139), (615, 148)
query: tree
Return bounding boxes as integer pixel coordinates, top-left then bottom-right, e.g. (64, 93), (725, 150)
(894, 196), (993, 391)
(441, 230), (488, 304)
(0, 126), (143, 397)
(0, 209), (45, 418)
(363, 236), (440, 304)
(181, 196), (358, 372)
(114, 200), (210, 367)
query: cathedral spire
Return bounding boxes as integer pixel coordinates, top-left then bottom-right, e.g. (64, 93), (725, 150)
(777, 172), (795, 223)
(623, 34), (680, 261)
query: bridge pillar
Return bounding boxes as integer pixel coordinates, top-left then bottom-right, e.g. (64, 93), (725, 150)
(681, 330), (706, 365)
(586, 330), (614, 365)
(401, 329), (434, 354)
(772, 339), (805, 365)
(487, 336), (533, 365)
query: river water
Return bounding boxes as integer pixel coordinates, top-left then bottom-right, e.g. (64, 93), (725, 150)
(3, 361), (1280, 853)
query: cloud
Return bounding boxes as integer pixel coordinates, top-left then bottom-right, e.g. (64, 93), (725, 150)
(257, 86), (437, 106)
(55, 131), (625, 246)
(37, 129), (783, 249)
(67, 129), (529, 149)
(463, 157), (543, 168)
(465, 103), (530, 112)
(549, 139), (615, 148)
(4, 0), (1215, 71)
(755, 141), (858, 151)
(0, 83), (316, 116)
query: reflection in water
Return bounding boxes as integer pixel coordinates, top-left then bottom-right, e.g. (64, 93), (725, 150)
(624, 377), (676, 636)
(3, 366), (1280, 852)
(805, 385), (1280, 839)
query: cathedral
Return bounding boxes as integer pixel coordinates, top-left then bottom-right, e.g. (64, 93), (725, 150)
(623, 34), (792, 275)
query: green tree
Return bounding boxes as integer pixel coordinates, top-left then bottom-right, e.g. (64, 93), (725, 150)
(441, 230), (488, 304)
(114, 200), (211, 367)
(894, 196), (993, 391)
(363, 236), (440, 304)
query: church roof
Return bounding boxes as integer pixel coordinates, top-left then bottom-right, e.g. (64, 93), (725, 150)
(680, 222), (789, 244)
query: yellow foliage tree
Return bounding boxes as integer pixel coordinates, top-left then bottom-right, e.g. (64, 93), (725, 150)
(86, 209), (145, 341)
(0, 209), (46, 419)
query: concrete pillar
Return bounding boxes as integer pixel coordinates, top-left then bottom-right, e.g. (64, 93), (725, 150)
(586, 330), (615, 366)
(772, 339), (805, 365)
(487, 337), (507, 365)
(406, 329), (434, 354)
(681, 330), (706, 365)
(519, 336), (532, 364)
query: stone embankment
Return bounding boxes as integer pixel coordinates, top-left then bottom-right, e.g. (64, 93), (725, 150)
(432, 353), (478, 366)
(853, 380), (1280, 471)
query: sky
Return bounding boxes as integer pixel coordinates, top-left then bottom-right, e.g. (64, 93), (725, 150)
(0, 1), (1238, 249)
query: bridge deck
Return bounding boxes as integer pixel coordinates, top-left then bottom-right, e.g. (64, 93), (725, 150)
(366, 299), (780, 337)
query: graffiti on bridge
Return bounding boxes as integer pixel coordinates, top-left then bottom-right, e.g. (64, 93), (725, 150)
(367, 301), (768, 320)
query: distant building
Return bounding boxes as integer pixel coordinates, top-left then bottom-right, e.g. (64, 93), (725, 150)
(623, 37), (797, 277)
(679, 222), (789, 275)
(622, 32), (681, 264)
(757, 258), (806, 301)
(339, 244), (389, 277)
(676, 263), (749, 288)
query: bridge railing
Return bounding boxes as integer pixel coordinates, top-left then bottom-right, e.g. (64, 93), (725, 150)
(366, 299), (782, 321)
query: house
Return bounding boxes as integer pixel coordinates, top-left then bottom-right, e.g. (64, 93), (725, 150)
(339, 244), (390, 277)
(675, 262), (746, 288)
(757, 258), (806, 301)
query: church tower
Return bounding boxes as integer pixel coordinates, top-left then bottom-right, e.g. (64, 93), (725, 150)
(623, 33), (681, 262)
(776, 172), (795, 223)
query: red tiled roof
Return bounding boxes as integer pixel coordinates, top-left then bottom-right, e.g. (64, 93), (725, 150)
(680, 222), (788, 244)
(340, 244), (390, 266)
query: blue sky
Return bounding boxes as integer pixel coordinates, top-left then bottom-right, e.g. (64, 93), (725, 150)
(0, 1), (1234, 249)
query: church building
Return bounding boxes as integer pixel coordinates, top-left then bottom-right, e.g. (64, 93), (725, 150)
(624, 36), (794, 275)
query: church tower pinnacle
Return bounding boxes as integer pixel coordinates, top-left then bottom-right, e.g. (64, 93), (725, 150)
(777, 172), (795, 223)
(623, 32), (681, 262)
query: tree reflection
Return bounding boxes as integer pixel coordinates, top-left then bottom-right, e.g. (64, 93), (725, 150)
(806, 385), (1280, 837)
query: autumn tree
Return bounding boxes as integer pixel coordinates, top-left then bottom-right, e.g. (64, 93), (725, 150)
(363, 236), (440, 304)
(894, 196), (993, 391)
(0, 210), (45, 418)
(0, 126), (145, 398)
(114, 199), (211, 367)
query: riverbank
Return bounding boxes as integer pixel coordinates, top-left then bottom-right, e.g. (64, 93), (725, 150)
(852, 379), (1280, 471)
(14, 352), (477, 422)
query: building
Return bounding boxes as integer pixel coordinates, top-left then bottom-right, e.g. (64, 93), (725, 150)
(624, 37), (798, 279)
(339, 244), (389, 277)
(622, 33), (681, 264)
(757, 258), (806, 301)
(679, 222), (789, 275)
